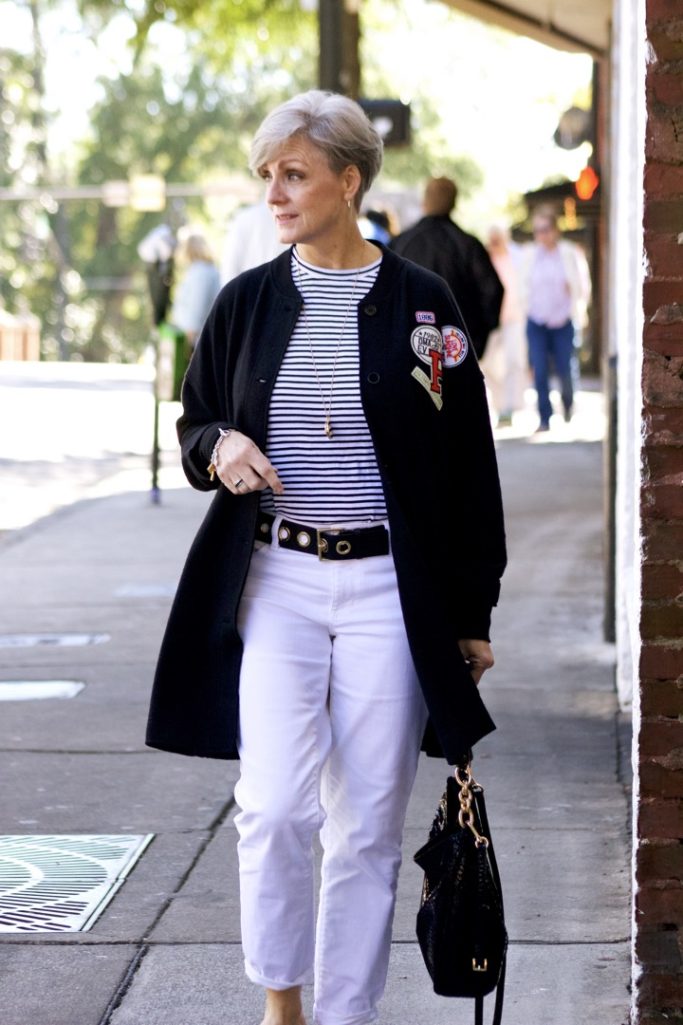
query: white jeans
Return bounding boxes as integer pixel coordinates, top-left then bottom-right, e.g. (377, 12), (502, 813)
(234, 522), (428, 1025)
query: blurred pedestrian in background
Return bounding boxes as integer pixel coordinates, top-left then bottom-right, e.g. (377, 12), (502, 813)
(479, 223), (527, 427)
(221, 196), (287, 283)
(519, 206), (591, 432)
(389, 176), (503, 358)
(170, 231), (221, 350)
(358, 206), (394, 245)
(146, 89), (506, 1025)
(164, 231), (221, 400)
(137, 223), (177, 328)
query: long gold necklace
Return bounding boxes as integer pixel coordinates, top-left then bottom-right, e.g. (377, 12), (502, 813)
(295, 257), (362, 439)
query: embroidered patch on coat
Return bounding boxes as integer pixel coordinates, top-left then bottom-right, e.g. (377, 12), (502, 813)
(410, 325), (442, 363)
(415, 311), (436, 324)
(442, 326), (468, 368)
(412, 366), (443, 410)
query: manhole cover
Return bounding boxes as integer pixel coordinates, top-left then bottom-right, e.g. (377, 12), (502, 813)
(0, 834), (154, 933)
(0, 633), (110, 649)
(0, 681), (85, 701)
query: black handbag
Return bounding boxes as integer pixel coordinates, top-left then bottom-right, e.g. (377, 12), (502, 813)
(413, 760), (507, 1025)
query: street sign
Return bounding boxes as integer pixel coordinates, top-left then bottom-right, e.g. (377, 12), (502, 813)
(130, 174), (166, 212)
(358, 99), (411, 147)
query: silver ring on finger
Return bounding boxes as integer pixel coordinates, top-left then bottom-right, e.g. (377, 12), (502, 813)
(234, 478), (245, 489)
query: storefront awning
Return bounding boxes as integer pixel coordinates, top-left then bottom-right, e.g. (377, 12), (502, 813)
(439, 0), (611, 54)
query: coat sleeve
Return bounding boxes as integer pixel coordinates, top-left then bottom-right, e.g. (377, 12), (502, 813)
(175, 287), (241, 491)
(439, 291), (507, 639)
(380, 262), (506, 641)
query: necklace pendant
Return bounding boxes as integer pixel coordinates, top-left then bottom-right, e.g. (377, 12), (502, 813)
(324, 417), (333, 439)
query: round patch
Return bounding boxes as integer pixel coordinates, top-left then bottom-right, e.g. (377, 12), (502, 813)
(442, 326), (468, 368)
(410, 325), (442, 364)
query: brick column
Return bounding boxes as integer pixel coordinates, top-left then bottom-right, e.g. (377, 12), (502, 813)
(635, 2), (683, 1021)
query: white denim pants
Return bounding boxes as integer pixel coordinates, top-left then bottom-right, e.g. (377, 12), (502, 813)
(234, 522), (428, 1025)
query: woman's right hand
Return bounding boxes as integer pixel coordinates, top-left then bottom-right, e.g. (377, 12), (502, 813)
(214, 430), (284, 496)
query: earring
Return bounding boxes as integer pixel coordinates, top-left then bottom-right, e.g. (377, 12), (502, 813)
(347, 200), (352, 210)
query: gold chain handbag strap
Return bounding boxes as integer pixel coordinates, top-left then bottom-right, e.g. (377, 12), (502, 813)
(454, 765), (490, 848)
(454, 762), (507, 1025)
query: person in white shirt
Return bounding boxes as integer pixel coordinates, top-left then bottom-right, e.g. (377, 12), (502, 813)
(220, 197), (287, 284)
(480, 224), (527, 427)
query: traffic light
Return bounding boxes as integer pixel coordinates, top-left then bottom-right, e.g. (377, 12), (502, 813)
(575, 165), (600, 201)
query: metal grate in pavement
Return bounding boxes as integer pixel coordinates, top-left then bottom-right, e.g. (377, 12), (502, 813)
(0, 834), (154, 933)
(0, 680), (85, 701)
(0, 633), (110, 649)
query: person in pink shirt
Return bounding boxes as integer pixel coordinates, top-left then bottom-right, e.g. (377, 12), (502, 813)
(519, 207), (591, 432)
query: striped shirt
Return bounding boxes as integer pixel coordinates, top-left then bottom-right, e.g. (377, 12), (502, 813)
(260, 249), (387, 523)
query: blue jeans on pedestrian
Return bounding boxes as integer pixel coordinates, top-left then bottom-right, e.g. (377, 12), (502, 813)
(526, 318), (577, 426)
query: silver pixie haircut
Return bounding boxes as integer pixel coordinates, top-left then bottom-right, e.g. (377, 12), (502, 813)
(249, 90), (383, 210)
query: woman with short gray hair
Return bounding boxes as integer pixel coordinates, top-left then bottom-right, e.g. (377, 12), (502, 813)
(248, 89), (383, 211)
(147, 89), (506, 1025)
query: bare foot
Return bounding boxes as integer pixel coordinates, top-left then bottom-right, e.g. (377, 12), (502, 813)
(260, 986), (306, 1025)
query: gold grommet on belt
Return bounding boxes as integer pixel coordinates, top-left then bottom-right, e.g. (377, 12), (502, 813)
(259, 522), (270, 534)
(318, 537), (329, 554)
(335, 540), (352, 556)
(278, 526), (291, 541)
(297, 531), (311, 548)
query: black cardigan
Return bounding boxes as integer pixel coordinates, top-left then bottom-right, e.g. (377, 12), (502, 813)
(390, 216), (503, 358)
(146, 246), (507, 763)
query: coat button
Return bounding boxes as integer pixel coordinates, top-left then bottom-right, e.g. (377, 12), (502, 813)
(257, 377), (267, 384)
(367, 371), (380, 384)
(363, 304), (377, 316)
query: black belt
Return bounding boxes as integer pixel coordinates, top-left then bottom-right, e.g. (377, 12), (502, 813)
(255, 512), (390, 561)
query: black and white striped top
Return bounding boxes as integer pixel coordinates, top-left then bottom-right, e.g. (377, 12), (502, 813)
(259, 248), (387, 523)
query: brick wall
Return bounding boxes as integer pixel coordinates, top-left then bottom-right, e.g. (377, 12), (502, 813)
(635, 2), (683, 1021)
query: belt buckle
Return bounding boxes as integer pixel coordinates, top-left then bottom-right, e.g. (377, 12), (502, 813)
(316, 526), (353, 561)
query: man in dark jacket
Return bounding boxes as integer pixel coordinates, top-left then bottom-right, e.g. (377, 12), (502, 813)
(390, 176), (503, 358)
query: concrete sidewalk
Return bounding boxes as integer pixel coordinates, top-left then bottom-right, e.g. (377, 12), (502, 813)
(0, 431), (631, 1025)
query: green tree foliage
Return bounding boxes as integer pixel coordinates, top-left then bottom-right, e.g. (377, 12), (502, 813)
(0, 41), (75, 357)
(378, 96), (482, 196)
(1, 0), (317, 360)
(1, 0), (484, 361)
(0, 49), (37, 313)
(82, 0), (315, 68)
(68, 22), (317, 361)
(70, 52), (318, 360)
(360, 0), (482, 202)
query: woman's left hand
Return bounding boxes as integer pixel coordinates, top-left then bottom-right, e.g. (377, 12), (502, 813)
(458, 639), (494, 685)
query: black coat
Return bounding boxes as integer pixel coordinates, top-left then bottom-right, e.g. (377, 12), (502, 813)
(145, 246), (506, 764)
(390, 216), (504, 358)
